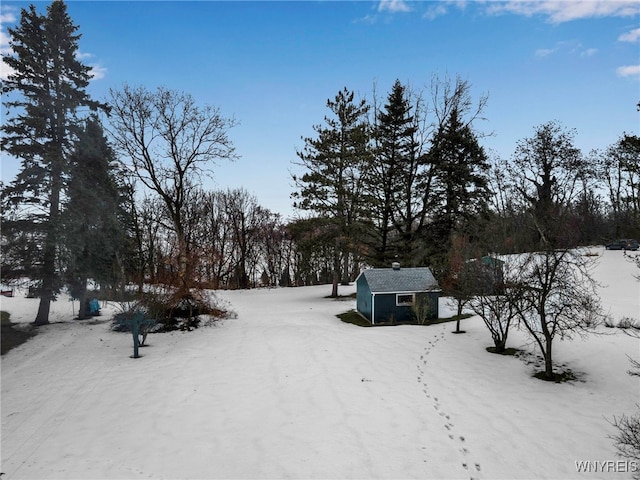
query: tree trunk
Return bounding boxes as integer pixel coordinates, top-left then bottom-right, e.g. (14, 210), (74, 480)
(35, 229), (57, 326)
(454, 300), (463, 332)
(493, 338), (506, 353)
(35, 125), (63, 325)
(77, 295), (88, 321)
(544, 335), (554, 379)
(34, 296), (51, 326)
(331, 273), (339, 298)
(76, 277), (89, 320)
(341, 251), (350, 285)
(331, 256), (339, 297)
(331, 239), (340, 297)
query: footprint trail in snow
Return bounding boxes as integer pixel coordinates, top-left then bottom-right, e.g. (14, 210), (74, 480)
(417, 328), (482, 480)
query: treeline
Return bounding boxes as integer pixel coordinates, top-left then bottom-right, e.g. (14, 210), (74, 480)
(1, 1), (639, 325)
(125, 187), (346, 292)
(291, 80), (640, 295)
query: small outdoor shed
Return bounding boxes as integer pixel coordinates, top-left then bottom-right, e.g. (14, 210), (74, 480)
(465, 255), (505, 294)
(356, 263), (441, 325)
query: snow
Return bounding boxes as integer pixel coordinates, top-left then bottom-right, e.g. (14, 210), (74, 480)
(1, 248), (639, 479)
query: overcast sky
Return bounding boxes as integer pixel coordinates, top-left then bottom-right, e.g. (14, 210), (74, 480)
(1, 0), (638, 219)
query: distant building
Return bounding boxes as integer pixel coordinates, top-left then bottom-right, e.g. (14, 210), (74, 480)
(356, 263), (441, 325)
(465, 255), (505, 294)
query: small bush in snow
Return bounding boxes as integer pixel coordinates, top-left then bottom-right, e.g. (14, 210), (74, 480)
(610, 410), (640, 480)
(618, 317), (637, 330)
(112, 289), (229, 333)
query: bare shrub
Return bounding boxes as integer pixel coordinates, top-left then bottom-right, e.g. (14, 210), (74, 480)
(618, 317), (637, 329)
(610, 410), (640, 480)
(412, 296), (435, 325)
(603, 315), (617, 328)
(470, 291), (518, 353)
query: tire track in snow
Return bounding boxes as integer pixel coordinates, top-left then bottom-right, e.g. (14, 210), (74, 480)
(206, 288), (380, 478)
(1, 320), (123, 479)
(417, 326), (482, 480)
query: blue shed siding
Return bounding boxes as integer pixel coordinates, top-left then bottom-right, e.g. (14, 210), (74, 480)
(356, 275), (372, 321)
(417, 292), (440, 321)
(374, 294), (414, 323)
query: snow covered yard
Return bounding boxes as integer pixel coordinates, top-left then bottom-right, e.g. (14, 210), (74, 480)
(1, 249), (639, 479)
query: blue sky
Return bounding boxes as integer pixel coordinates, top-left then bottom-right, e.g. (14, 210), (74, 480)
(1, 1), (639, 219)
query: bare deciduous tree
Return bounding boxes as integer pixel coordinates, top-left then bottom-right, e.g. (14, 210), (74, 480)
(514, 249), (603, 380)
(108, 84), (238, 289)
(507, 121), (584, 248)
(595, 135), (640, 238)
(470, 291), (518, 353)
(442, 236), (477, 333)
(223, 188), (271, 289)
(469, 256), (520, 353)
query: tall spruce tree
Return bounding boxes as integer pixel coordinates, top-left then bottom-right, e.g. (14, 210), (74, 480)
(367, 80), (430, 266)
(427, 106), (490, 261)
(1, 0), (107, 324)
(62, 116), (128, 318)
(292, 87), (371, 296)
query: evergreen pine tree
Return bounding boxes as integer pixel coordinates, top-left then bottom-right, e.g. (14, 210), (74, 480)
(368, 80), (426, 266)
(1, 0), (108, 324)
(292, 87), (371, 296)
(62, 116), (129, 318)
(427, 106), (490, 262)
